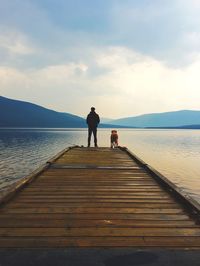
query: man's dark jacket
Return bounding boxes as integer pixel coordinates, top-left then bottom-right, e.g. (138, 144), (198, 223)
(86, 111), (100, 128)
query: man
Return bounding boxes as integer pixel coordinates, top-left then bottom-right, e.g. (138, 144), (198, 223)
(86, 107), (100, 147)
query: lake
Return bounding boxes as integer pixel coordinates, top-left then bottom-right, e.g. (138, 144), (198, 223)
(0, 128), (200, 203)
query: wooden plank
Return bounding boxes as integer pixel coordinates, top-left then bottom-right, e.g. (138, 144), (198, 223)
(27, 182), (160, 185)
(6, 203), (180, 209)
(44, 168), (147, 172)
(0, 213), (190, 220)
(42, 171), (148, 175)
(2, 207), (184, 214)
(0, 219), (195, 228)
(21, 189), (165, 193)
(38, 176), (151, 179)
(37, 178), (152, 182)
(12, 198), (176, 203)
(16, 189), (169, 194)
(1, 236), (200, 248)
(11, 192), (173, 200)
(29, 186), (163, 191)
(1, 227), (200, 237)
(30, 180), (159, 184)
(37, 173), (151, 176)
(18, 184), (163, 188)
(33, 181), (154, 185)
(24, 178), (159, 184)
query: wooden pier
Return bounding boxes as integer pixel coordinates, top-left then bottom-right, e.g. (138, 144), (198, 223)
(0, 146), (200, 249)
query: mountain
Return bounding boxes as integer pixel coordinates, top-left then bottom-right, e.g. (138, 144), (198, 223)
(108, 110), (200, 128)
(1, 96), (199, 128)
(100, 117), (114, 123)
(176, 124), (200, 129)
(0, 96), (86, 128)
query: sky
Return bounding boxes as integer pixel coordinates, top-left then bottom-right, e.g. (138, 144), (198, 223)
(0, 0), (200, 118)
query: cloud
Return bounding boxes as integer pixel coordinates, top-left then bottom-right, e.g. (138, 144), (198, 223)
(109, 0), (200, 66)
(1, 46), (200, 118)
(1, 0), (200, 68)
(0, 1), (200, 117)
(0, 29), (35, 56)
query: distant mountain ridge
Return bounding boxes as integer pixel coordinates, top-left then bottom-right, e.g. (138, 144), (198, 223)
(108, 110), (200, 128)
(1, 96), (200, 128)
(0, 96), (86, 128)
(0, 96), (127, 128)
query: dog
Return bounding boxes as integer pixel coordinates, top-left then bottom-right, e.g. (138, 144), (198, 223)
(110, 130), (118, 148)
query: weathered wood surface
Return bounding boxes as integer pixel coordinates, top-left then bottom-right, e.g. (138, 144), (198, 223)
(0, 146), (200, 248)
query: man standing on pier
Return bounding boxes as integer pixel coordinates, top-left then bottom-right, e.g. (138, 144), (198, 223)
(86, 107), (100, 147)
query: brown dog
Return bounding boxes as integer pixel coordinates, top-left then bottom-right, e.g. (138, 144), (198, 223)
(110, 130), (118, 148)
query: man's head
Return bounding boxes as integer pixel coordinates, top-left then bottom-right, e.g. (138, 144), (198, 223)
(91, 107), (95, 112)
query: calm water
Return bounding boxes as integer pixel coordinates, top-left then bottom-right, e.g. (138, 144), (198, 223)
(0, 128), (200, 203)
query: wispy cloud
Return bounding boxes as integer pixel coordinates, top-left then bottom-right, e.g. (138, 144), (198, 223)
(109, 0), (200, 66)
(0, 29), (35, 56)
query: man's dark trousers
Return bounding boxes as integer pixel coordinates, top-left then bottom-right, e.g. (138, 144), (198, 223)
(88, 127), (97, 147)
